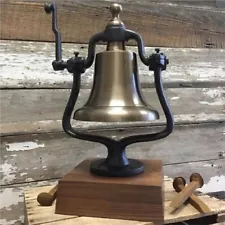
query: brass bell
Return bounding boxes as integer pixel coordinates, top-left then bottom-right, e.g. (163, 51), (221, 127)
(74, 42), (159, 122)
(74, 5), (159, 122)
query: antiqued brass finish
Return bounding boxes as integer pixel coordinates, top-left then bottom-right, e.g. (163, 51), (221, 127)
(107, 3), (124, 27)
(106, 41), (125, 51)
(74, 50), (159, 122)
(73, 3), (159, 122)
(73, 3), (160, 122)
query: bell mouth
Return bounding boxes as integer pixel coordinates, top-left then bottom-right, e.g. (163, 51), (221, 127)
(74, 106), (159, 122)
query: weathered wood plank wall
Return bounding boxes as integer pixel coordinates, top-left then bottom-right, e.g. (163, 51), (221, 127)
(1, 123), (225, 186)
(1, 88), (225, 124)
(1, 0), (225, 48)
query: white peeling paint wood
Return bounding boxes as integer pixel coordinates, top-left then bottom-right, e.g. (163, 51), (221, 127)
(6, 142), (45, 151)
(1, 40), (225, 88)
(199, 175), (225, 193)
(0, 141), (44, 184)
(0, 163), (17, 184)
(1, 123), (224, 185)
(1, 113), (225, 137)
(0, 180), (58, 225)
(200, 88), (225, 106)
(1, 87), (224, 124)
(0, 188), (23, 210)
(0, 188), (24, 225)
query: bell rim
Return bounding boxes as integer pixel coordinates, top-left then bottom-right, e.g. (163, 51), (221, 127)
(73, 106), (160, 122)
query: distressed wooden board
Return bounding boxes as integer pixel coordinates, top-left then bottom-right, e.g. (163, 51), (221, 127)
(0, 87), (224, 125)
(1, 113), (225, 138)
(24, 178), (225, 225)
(1, 41), (225, 88)
(1, 165), (224, 225)
(2, 112), (225, 137)
(1, 122), (224, 185)
(1, 0), (225, 48)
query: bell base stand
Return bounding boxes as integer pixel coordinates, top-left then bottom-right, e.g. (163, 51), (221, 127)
(55, 158), (164, 224)
(90, 158), (144, 177)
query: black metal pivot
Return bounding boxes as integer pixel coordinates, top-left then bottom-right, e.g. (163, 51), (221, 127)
(90, 145), (144, 177)
(90, 159), (144, 177)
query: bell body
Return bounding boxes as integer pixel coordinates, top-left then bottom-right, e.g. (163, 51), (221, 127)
(74, 45), (159, 122)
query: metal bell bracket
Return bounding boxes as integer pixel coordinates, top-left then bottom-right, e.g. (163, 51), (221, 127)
(44, 3), (174, 176)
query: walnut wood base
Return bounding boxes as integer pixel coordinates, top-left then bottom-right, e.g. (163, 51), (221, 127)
(55, 158), (164, 224)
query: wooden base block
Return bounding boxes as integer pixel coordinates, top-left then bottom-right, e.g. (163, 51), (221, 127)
(55, 158), (164, 224)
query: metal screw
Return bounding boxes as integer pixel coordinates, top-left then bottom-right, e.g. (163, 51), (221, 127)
(74, 52), (79, 57)
(155, 48), (160, 53)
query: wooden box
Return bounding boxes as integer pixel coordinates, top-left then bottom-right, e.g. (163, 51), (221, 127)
(55, 158), (164, 224)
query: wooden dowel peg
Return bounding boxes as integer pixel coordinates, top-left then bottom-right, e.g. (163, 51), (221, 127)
(169, 173), (204, 214)
(37, 185), (58, 206)
(173, 176), (211, 213)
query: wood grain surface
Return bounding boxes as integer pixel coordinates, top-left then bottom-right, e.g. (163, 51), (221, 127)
(1, 0), (225, 48)
(55, 159), (164, 223)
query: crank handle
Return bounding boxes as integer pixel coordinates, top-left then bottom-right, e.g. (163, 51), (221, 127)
(44, 3), (64, 66)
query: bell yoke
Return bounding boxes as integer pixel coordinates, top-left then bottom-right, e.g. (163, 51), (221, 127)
(44, 3), (174, 177)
